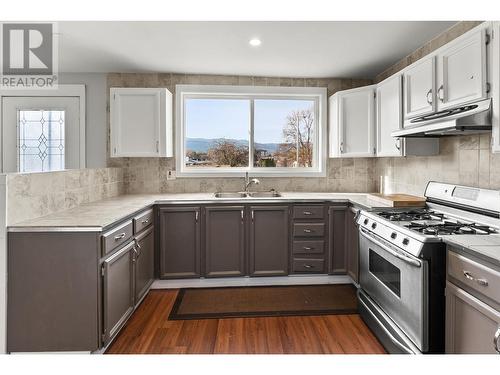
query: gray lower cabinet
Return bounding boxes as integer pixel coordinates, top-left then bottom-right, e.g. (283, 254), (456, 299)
(204, 205), (245, 277)
(159, 206), (201, 278)
(249, 205), (289, 276)
(328, 205), (348, 274)
(345, 207), (360, 282)
(446, 281), (500, 354)
(134, 226), (155, 304)
(7, 232), (101, 352)
(102, 240), (135, 346)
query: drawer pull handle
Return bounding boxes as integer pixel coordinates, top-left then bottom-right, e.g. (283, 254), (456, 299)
(303, 211), (313, 215)
(303, 246), (313, 250)
(141, 219), (149, 224)
(463, 271), (489, 287)
(303, 229), (313, 233)
(494, 327), (500, 354)
(114, 233), (126, 240)
(303, 264), (314, 269)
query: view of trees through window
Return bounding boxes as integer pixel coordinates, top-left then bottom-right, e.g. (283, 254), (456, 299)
(184, 98), (315, 169)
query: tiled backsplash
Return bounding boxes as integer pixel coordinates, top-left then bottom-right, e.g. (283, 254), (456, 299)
(6, 168), (124, 225)
(375, 135), (500, 196)
(108, 73), (377, 194)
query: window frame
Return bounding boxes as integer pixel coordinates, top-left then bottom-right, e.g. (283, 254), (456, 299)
(175, 84), (327, 177)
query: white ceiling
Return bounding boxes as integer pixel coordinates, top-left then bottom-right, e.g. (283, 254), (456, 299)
(58, 21), (457, 78)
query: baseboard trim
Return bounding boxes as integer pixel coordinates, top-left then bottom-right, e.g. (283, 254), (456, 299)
(151, 275), (353, 289)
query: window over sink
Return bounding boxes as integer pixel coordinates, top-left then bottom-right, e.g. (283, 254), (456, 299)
(176, 85), (327, 177)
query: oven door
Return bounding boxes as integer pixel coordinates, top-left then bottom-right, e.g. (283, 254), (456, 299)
(359, 227), (429, 351)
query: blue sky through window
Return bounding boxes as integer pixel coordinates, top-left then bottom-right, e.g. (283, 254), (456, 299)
(185, 98), (314, 143)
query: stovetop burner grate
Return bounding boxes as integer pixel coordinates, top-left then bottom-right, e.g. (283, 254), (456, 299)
(377, 209), (445, 222)
(405, 220), (497, 236)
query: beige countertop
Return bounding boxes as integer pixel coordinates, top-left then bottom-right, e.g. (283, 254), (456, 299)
(7, 192), (394, 231)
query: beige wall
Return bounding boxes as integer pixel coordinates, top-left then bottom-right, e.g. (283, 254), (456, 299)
(6, 168), (124, 225)
(375, 21), (483, 83)
(107, 73), (377, 195)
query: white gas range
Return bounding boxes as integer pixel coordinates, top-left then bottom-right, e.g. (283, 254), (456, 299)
(356, 182), (500, 354)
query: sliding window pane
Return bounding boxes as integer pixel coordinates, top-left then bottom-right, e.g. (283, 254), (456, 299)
(254, 99), (315, 168)
(185, 98), (250, 168)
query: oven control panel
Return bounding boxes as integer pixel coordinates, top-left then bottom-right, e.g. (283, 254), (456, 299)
(357, 213), (424, 257)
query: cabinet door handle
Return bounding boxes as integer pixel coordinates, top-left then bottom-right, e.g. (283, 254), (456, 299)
(303, 229), (313, 233)
(156, 140), (159, 153)
(303, 246), (313, 250)
(303, 264), (314, 269)
(395, 138), (401, 150)
(426, 88), (433, 105)
(463, 270), (489, 286)
(303, 211), (313, 215)
(494, 327), (500, 354)
(437, 85), (444, 102)
(340, 142), (344, 153)
(241, 210), (244, 222)
(114, 232), (126, 241)
(141, 219), (149, 225)
(195, 211), (199, 222)
(251, 210), (254, 221)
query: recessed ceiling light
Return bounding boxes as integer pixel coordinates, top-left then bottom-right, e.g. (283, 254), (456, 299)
(249, 38), (262, 47)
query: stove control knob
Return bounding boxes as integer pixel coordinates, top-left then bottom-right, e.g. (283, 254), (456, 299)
(363, 219), (369, 225)
(402, 238), (410, 246)
(371, 223), (377, 229)
(390, 232), (397, 239)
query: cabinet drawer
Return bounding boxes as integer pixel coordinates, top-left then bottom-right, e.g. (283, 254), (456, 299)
(133, 209), (153, 234)
(293, 223), (325, 237)
(293, 205), (324, 220)
(102, 220), (133, 256)
(292, 258), (325, 273)
(448, 251), (500, 304)
(292, 240), (325, 255)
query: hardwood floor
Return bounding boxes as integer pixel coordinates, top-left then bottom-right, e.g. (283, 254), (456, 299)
(106, 289), (386, 354)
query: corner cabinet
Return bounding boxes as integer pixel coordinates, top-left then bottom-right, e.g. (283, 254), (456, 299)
(159, 206), (201, 278)
(249, 206), (289, 276)
(376, 74), (439, 157)
(376, 74), (404, 157)
(329, 85), (376, 158)
(345, 207), (360, 283)
(110, 88), (173, 157)
(328, 206), (347, 274)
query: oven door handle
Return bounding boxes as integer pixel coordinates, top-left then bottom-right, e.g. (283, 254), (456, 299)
(360, 228), (422, 268)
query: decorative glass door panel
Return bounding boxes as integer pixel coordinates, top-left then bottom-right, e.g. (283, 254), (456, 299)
(18, 110), (66, 172)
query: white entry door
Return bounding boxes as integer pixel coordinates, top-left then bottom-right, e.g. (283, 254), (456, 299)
(1, 96), (82, 173)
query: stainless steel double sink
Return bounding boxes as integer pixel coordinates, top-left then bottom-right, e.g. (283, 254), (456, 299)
(214, 190), (282, 198)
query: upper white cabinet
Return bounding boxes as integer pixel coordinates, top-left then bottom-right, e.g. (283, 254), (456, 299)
(329, 85), (376, 158)
(403, 55), (436, 121)
(376, 74), (404, 157)
(110, 88), (173, 158)
(436, 29), (488, 111)
(376, 74), (439, 157)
